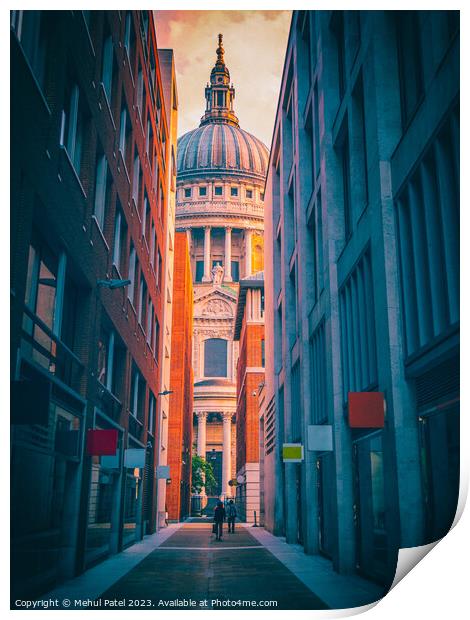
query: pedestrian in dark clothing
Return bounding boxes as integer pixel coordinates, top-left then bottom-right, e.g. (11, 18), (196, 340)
(227, 499), (237, 533)
(213, 501), (226, 540)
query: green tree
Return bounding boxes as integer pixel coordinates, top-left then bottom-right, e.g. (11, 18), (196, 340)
(191, 455), (217, 495)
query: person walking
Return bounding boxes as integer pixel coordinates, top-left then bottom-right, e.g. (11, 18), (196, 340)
(213, 500), (226, 541)
(227, 499), (237, 533)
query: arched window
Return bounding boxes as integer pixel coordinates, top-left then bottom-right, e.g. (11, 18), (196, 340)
(204, 338), (227, 377)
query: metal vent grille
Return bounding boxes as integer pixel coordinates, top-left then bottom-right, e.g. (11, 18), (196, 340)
(265, 396), (276, 455)
(415, 355), (459, 409)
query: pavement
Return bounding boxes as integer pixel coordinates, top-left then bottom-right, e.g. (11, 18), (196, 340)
(36, 519), (386, 612)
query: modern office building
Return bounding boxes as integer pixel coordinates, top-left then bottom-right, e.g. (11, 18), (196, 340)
(167, 232), (194, 522)
(175, 35), (268, 509)
(11, 10), (176, 598)
(233, 272), (265, 523)
(263, 10), (459, 586)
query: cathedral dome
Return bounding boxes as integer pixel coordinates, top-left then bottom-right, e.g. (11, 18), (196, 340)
(177, 123), (269, 181)
(176, 33), (269, 182)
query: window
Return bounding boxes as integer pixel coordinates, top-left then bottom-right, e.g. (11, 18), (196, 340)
(231, 261), (240, 282)
(23, 229), (78, 360)
(119, 101), (132, 170)
(24, 237), (59, 333)
(339, 250), (377, 402)
(60, 79), (87, 176)
(313, 82), (321, 178)
(348, 11), (361, 67)
(331, 11), (346, 101)
(156, 248), (162, 288)
(199, 186), (207, 197)
(97, 328), (116, 392)
(246, 189), (253, 199)
(184, 187), (192, 198)
(204, 339), (228, 377)
(158, 184), (164, 221)
(195, 261), (204, 283)
(93, 151), (110, 231)
(310, 321), (328, 424)
(12, 10), (49, 90)
(148, 391), (156, 434)
(351, 72), (368, 211)
(142, 191), (151, 241)
(261, 339), (265, 368)
(146, 298), (154, 345)
(288, 261), (298, 344)
(132, 155), (141, 206)
(396, 11), (424, 127)
(124, 12), (136, 76)
(154, 316), (160, 357)
(395, 109), (459, 356)
(130, 363), (145, 421)
(138, 275), (147, 327)
(141, 11), (149, 44)
(231, 187), (238, 197)
(127, 243), (137, 304)
(101, 29), (115, 107)
(146, 117), (154, 158)
(136, 64), (144, 118)
(260, 192), (265, 201)
(112, 203), (128, 274)
(214, 186), (223, 196)
(291, 362), (302, 442)
(336, 119), (352, 241)
(149, 43), (156, 94)
(307, 189), (323, 303)
(150, 221), (156, 267)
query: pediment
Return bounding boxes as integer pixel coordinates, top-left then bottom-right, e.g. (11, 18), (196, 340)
(193, 286), (237, 306)
(194, 288), (237, 319)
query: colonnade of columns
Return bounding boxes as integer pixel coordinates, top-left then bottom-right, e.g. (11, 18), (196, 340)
(184, 226), (255, 282)
(195, 411), (233, 498)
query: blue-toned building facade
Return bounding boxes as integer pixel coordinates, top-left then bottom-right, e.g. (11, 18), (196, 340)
(262, 10), (459, 586)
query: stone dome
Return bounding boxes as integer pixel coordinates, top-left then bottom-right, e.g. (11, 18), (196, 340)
(177, 123), (269, 182)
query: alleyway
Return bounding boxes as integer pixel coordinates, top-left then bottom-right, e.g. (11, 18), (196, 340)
(38, 520), (385, 611)
(97, 522), (326, 610)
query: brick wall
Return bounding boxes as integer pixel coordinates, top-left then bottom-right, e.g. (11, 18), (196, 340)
(166, 232), (193, 520)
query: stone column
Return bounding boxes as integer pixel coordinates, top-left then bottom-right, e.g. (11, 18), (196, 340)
(196, 411), (207, 498)
(222, 412), (232, 498)
(245, 228), (253, 277)
(202, 226), (211, 282)
(224, 227), (232, 282)
(196, 411), (207, 458)
(186, 228), (192, 252)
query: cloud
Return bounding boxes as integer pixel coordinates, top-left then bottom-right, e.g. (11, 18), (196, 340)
(154, 10), (291, 148)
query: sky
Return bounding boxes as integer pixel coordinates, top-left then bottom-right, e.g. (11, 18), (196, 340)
(154, 10), (292, 148)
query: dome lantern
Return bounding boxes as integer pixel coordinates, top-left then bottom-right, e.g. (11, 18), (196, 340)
(200, 34), (239, 127)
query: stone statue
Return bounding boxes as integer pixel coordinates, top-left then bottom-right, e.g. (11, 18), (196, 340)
(211, 263), (224, 285)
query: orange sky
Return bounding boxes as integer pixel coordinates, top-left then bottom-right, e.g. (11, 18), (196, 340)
(154, 10), (292, 148)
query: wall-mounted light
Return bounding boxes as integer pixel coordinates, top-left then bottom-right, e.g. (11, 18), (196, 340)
(97, 279), (131, 289)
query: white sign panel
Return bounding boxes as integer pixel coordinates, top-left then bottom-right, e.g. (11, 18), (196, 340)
(124, 448), (146, 468)
(157, 465), (170, 479)
(307, 425), (333, 452)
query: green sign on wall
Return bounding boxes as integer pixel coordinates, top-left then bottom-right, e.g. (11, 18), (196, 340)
(282, 443), (304, 462)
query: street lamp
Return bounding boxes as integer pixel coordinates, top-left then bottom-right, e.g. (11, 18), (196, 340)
(97, 279), (131, 289)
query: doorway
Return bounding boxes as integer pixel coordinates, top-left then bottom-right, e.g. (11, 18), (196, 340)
(353, 432), (388, 583)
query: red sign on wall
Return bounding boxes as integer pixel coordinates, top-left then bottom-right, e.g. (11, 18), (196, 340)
(86, 429), (118, 456)
(348, 392), (385, 428)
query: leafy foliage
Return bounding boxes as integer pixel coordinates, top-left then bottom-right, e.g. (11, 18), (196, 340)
(191, 455), (217, 494)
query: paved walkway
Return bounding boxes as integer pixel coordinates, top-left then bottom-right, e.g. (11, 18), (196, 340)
(38, 521), (386, 611)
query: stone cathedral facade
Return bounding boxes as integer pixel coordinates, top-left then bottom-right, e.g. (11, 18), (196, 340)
(176, 35), (268, 508)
